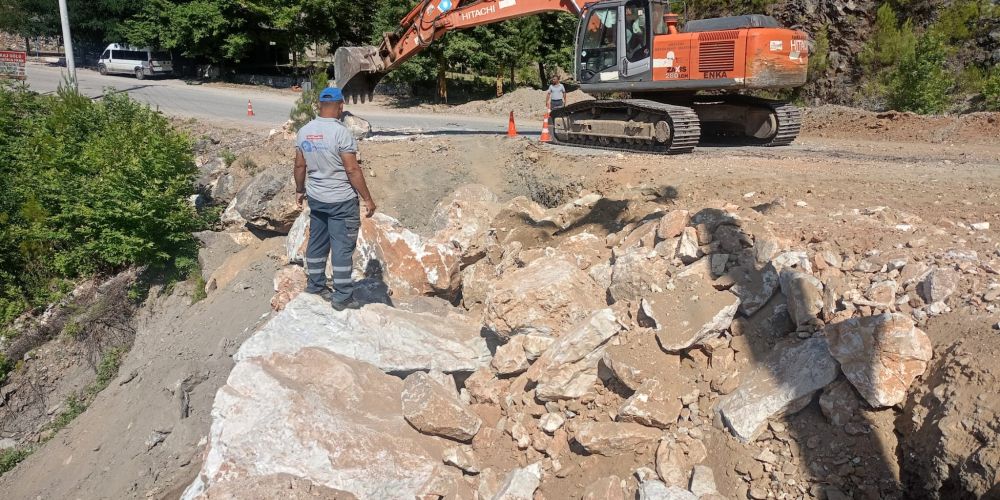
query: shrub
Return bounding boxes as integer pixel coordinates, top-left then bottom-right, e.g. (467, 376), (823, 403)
(0, 84), (200, 327)
(0, 447), (30, 475)
(289, 70), (333, 131)
(888, 32), (954, 114)
(808, 25), (830, 81)
(860, 4), (917, 73)
(984, 66), (1000, 111)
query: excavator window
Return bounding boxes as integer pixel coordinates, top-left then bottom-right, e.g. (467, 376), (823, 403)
(580, 7), (619, 78)
(624, 1), (650, 62)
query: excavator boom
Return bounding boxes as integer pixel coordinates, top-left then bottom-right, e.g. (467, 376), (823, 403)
(335, 0), (587, 103)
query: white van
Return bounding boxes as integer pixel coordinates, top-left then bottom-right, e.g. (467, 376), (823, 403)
(97, 44), (173, 80)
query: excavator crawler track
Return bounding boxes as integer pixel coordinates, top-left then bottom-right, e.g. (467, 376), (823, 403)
(693, 95), (802, 147)
(550, 99), (701, 155)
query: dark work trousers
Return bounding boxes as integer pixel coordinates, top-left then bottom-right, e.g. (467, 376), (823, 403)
(550, 99), (564, 109)
(305, 196), (360, 303)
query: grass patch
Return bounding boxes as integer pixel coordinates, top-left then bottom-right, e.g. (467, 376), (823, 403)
(0, 447), (31, 475)
(221, 149), (237, 167)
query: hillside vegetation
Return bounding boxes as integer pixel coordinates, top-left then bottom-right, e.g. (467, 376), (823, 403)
(0, 83), (201, 378)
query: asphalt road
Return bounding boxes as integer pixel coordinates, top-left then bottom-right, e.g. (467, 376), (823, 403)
(23, 63), (539, 135)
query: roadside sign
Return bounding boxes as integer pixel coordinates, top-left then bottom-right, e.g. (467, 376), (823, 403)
(0, 51), (27, 80)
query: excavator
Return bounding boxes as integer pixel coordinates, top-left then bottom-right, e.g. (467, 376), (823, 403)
(335, 0), (809, 154)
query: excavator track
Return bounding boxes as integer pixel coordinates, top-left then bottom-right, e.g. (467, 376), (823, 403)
(693, 95), (802, 147)
(549, 99), (701, 155)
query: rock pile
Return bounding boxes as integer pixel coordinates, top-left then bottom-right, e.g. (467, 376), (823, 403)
(184, 185), (995, 499)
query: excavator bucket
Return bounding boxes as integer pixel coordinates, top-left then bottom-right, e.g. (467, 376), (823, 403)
(334, 46), (384, 104)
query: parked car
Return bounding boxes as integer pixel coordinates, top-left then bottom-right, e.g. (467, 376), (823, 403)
(97, 44), (172, 80)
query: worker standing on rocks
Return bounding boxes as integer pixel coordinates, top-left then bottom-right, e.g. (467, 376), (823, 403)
(294, 86), (377, 311)
(546, 76), (568, 110)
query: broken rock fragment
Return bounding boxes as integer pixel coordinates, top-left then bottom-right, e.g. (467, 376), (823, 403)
(638, 275), (740, 352)
(493, 463), (542, 500)
(728, 263), (780, 316)
(825, 313), (933, 407)
(582, 475), (626, 500)
(716, 337), (839, 442)
(401, 371), (482, 442)
(638, 480), (698, 500)
(527, 309), (621, 379)
(778, 269), (825, 330)
(617, 378), (685, 429)
(573, 421), (662, 456)
(356, 213), (462, 297)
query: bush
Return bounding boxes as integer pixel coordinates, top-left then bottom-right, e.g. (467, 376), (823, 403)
(808, 25), (830, 81)
(984, 66), (1000, 111)
(289, 70), (333, 131)
(0, 84), (200, 327)
(887, 32), (954, 114)
(860, 3), (917, 73)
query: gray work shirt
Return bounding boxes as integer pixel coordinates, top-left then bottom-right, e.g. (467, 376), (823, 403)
(296, 117), (358, 203)
(548, 84), (566, 101)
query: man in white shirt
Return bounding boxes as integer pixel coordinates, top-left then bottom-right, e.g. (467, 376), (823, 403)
(545, 76), (568, 110)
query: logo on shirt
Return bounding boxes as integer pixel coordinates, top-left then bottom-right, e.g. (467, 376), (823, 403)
(300, 140), (314, 152)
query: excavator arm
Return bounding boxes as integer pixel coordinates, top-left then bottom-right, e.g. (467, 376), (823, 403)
(335, 0), (587, 103)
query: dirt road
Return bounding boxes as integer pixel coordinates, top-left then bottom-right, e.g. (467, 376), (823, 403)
(1, 101), (998, 499)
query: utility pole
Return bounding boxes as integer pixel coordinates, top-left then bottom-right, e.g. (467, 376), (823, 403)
(57, 0), (77, 89)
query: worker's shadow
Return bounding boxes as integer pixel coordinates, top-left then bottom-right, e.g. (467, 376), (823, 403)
(351, 260), (393, 307)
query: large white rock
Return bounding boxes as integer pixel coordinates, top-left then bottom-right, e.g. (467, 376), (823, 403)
(639, 275), (740, 352)
(181, 349), (457, 500)
(426, 184), (501, 266)
(236, 294), (490, 373)
(492, 463), (542, 500)
(825, 313), (933, 407)
(484, 256), (606, 339)
(716, 337), (839, 442)
(526, 309), (621, 380)
(356, 212), (462, 298)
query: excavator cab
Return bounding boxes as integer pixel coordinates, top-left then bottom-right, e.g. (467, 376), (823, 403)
(577, 0), (655, 85)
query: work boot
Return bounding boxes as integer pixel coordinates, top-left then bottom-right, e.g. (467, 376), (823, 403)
(330, 297), (363, 312)
(305, 286), (334, 301)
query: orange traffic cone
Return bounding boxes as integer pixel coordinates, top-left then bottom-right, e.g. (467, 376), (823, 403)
(539, 109), (552, 143)
(507, 111), (517, 137)
(247, 99), (255, 117)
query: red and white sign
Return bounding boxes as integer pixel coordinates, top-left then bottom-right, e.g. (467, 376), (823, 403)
(0, 51), (27, 80)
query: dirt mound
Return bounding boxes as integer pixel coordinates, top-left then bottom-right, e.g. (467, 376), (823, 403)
(450, 87), (592, 120)
(802, 105), (1000, 145)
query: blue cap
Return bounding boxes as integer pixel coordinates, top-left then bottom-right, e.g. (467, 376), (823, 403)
(318, 87), (344, 102)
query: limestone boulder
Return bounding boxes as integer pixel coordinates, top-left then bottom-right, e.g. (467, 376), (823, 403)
(602, 330), (681, 391)
(920, 268), (959, 304)
(484, 256), (606, 339)
(638, 275), (740, 352)
(232, 167), (300, 234)
(557, 232), (609, 270)
(573, 421), (662, 456)
(493, 463), (542, 500)
(237, 294), (490, 374)
(716, 337), (839, 442)
(655, 436), (708, 487)
(180, 349), (456, 500)
(616, 377), (685, 429)
(728, 263), (780, 317)
(356, 213), (462, 298)
(341, 111), (372, 140)
(401, 372), (482, 442)
(426, 184), (501, 266)
(778, 269), (825, 331)
(491, 335), (531, 376)
(825, 313), (933, 407)
(527, 309), (621, 380)
(819, 379), (861, 427)
(657, 210), (689, 240)
(533, 350), (603, 402)
(609, 247), (674, 303)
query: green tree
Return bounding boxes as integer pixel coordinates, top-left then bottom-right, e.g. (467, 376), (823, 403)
(124, 0), (251, 62)
(860, 3), (917, 73)
(808, 25), (830, 81)
(887, 32), (954, 113)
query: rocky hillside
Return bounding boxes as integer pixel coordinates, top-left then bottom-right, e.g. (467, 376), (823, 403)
(180, 172), (1000, 499)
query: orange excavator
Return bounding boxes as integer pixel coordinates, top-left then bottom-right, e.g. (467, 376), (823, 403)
(335, 0), (809, 154)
